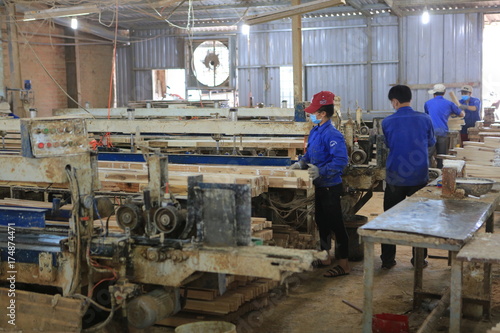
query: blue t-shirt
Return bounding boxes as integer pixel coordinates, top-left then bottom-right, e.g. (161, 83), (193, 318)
(424, 96), (462, 137)
(459, 96), (481, 134)
(300, 121), (348, 187)
(382, 106), (436, 186)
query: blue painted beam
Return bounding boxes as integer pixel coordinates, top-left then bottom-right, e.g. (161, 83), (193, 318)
(98, 152), (292, 167)
(0, 206), (47, 228)
(0, 233), (64, 265)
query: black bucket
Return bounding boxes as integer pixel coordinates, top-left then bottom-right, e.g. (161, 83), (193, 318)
(345, 215), (368, 261)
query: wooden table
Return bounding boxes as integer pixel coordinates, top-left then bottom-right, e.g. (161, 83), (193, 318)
(456, 233), (500, 317)
(358, 185), (500, 333)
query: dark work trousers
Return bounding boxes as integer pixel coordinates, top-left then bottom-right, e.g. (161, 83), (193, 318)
(380, 183), (428, 264)
(315, 184), (349, 259)
(428, 135), (449, 169)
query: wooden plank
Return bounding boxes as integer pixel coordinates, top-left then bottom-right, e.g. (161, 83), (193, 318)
(245, 0), (346, 25)
(180, 288), (217, 301)
(252, 229), (273, 241)
(457, 233), (500, 264)
(0, 288), (85, 331)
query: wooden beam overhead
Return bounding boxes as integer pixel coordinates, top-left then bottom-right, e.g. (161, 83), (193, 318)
(344, 0), (371, 16)
(244, 0), (346, 25)
(383, 0), (404, 17)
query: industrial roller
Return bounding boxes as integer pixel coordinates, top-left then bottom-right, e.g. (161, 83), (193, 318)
(116, 203), (143, 234)
(153, 206), (187, 237)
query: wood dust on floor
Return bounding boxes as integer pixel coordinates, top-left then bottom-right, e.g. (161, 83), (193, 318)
(240, 193), (500, 333)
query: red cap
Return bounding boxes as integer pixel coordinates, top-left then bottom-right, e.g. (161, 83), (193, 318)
(304, 91), (335, 114)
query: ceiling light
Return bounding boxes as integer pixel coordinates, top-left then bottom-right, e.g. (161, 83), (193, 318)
(24, 4), (99, 21)
(71, 17), (78, 29)
(422, 7), (430, 24)
(241, 24), (250, 35)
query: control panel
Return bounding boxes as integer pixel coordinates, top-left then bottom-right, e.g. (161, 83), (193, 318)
(21, 118), (89, 157)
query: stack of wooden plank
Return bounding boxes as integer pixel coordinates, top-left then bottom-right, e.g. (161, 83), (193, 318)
(468, 122), (500, 142)
(0, 132), (21, 150)
(271, 224), (315, 249)
(98, 161), (312, 197)
(452, 137), (500, 181)
(157, 277), (279, 328)
(251, 217), (273, 242)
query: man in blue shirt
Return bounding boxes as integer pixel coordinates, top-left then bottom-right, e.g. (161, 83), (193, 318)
(458, 85), (481, 142)
(380, 85), (436, 269)
(291, 91), (349, 278)
(424, 84), (464, 168)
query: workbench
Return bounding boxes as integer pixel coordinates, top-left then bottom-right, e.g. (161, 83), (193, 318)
(358, 184), (500, 333)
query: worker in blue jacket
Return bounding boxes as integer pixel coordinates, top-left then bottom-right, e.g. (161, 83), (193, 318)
(291, 91), (349, 278)
(381, 85), (436, 270)
(458, 85), (481, 142)
(424, 83), (464, 168)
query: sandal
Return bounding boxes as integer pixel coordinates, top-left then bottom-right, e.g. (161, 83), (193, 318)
(312, 259), (330, 268)
(323, 265), (349, 278)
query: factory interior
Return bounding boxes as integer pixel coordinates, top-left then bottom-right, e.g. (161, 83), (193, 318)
(1, 0), (500, 332)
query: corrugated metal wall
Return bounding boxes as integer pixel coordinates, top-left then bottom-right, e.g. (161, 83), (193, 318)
(403, 13), (483, 112)
(237, 16), (399, 112)
(116, 46), (132, 107)
(117, 29), (184, 105)
(116, 13), (483, 113)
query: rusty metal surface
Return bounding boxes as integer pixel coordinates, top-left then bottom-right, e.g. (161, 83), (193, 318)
(86, 119), (312, 135)
(359, 197), (492, 242)
(131, 245), (321, 286)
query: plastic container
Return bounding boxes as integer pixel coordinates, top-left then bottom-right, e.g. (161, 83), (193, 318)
(175, 321), (236, 333)
(372, 313), (409, 333)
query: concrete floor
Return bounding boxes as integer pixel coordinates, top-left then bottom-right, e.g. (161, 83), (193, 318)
(128, 193), (500, 333)
(240, 193), (500, 333)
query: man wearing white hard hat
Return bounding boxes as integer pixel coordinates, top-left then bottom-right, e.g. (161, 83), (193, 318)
(458, 85), (481, 142)
(424, 84), (464, 168)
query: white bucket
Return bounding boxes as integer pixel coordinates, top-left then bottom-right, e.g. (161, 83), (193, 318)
(175, 321), (236, 333)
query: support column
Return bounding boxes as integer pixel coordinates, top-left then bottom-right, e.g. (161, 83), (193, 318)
(366, 18), (373, 111)
(64, 28), (80, 108)
(5, 4), (26, 118)
(291, 0), (303, 105)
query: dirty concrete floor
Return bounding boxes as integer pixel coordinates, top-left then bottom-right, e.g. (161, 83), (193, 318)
(240, 193), (500, 333)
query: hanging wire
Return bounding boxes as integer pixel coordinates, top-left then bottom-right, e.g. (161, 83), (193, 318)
(4, 1), (95, 117)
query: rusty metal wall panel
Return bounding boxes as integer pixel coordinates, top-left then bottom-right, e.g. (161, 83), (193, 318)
(403, 13), (483, 113)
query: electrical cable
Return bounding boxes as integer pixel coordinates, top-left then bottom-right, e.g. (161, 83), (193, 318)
(65, 166), (82, 296)
(3, 1), (95, 117)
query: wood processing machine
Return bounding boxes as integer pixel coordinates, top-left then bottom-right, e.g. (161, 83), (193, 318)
(0, 117), (321, 332)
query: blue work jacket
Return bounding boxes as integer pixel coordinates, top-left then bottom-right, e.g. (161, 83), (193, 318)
(300, 120), (348, 187)
(424, 96), (462, 137)
(459, 97), (481, 134)
(382, 106), (436, 186)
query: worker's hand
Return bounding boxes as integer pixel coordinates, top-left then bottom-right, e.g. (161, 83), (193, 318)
(307, 164), (320, 180)
(459, 104), (468, 110)
(290, 160), (306, 170)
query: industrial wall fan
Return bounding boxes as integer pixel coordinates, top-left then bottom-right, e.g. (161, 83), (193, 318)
(187, 39), (233, 89)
